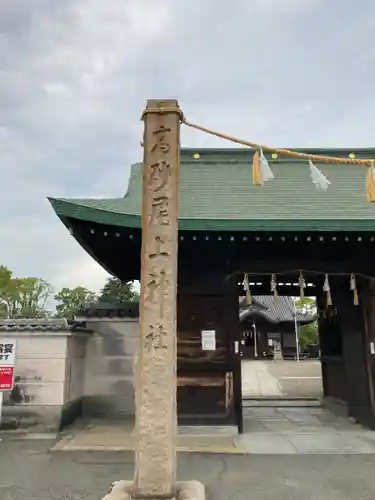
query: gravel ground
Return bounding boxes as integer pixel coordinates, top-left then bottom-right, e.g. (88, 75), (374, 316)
(1, 436), (375, 500)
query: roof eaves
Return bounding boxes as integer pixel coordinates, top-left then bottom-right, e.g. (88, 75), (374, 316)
(49, 199), (375, 232)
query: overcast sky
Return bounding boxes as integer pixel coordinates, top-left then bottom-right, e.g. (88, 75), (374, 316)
(1, 0), (375, 295)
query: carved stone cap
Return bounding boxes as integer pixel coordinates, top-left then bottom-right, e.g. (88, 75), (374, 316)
(141, 99), (183, 121)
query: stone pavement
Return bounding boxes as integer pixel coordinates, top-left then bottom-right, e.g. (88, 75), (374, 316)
(241, 359), (322, 398)
(241, 405), (375, 453)
(242, 360), (284, 397)
(2, 437), (375, 500)
(52, 421), (246, 454)
(266, 359), (323, 398)
(51, 406), (375, 455)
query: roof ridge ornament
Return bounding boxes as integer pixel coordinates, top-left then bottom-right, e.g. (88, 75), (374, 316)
(350, 274), (359, 306)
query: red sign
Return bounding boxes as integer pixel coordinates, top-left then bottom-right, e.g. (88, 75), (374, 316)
(0, 366), (14, 391)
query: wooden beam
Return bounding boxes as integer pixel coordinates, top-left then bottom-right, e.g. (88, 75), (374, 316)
(133, 99), (182, 499)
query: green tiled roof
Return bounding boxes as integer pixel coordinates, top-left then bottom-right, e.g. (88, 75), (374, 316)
(49, 147), (375, 232)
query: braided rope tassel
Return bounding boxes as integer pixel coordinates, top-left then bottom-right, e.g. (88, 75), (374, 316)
(350, 274), (359, 306)
(366, 162), (375, 202)
(252, 150), (261, 185)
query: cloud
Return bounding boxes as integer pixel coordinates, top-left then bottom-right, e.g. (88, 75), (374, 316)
(1, 0), (375, 298)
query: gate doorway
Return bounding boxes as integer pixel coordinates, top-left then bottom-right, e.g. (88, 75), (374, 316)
(233, 272), (375, 435)
(175, 264), (375, 435)
(239, 292), (322, 403)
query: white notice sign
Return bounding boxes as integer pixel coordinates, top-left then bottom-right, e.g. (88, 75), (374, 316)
(201, 330), (216, 351)
(0, 339), (16, 365)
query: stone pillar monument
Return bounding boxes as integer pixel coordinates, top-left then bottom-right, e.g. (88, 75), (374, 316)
(133, 99), (181, 499)
(102, 99), (204, 500)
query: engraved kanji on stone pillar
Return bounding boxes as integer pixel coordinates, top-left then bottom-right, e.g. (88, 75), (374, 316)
(133, 99), (181, 499)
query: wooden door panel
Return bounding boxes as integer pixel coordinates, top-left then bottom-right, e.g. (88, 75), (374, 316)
(176, 292), (238, 425)
(177, 294), (232, 364)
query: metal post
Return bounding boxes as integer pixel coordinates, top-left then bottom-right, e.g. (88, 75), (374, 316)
(253, 321), (258, 358)
(294, 299), (300, 362)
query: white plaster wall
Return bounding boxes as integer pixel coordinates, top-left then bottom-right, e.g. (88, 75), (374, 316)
(65, 335), (87, 404)
(83, 319), (139, 418)
(3, 334), (67, 407)
(2, 332), (71, 430)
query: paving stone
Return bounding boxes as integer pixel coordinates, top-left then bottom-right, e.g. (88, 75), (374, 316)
(50, 405), (375, 455)
(288, 433), (356, 454)
(238, 433), (297, 454)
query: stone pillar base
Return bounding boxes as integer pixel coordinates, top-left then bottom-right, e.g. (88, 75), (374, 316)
(102, 480), (205, 500)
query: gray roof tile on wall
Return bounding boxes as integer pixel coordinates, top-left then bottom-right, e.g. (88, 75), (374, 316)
(76, 301), (139, 319)
(0, 318), (89, 332)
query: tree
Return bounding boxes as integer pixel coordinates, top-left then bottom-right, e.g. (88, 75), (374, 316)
(12, 278), (52, 318)
(0, 265), (12, 318)
(0, 270), (52, 318)
(99, 278), (139, 303)
(295, 297), (316, 316)
(299, 322), (319, 351)
(54, 286), (97, 320)
(295, 297), (319, 351)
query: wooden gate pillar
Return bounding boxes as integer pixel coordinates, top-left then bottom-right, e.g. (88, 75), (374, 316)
(334, 277), (374, 426)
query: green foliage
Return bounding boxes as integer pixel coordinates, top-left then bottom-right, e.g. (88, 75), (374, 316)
(10, 277), (52, 318)
(0, 265), (139, 320)
(0, 266), (52, 318)
(99, 278), (139, 303)
(54, 286), (97, 320)
(295, 297), (316, 315)
(0, 265), (12, 289)
(0, 265), (12, 318)
(299, 322), (319, 351)
(295, 297), (318, 351)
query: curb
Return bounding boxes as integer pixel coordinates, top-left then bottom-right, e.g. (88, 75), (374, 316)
(50, 444), (248, 455)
